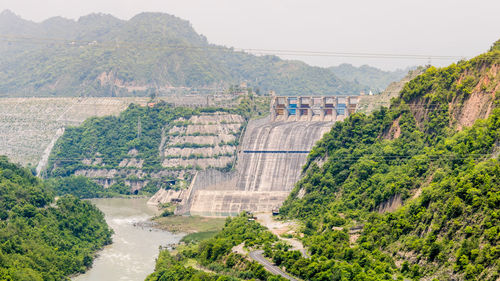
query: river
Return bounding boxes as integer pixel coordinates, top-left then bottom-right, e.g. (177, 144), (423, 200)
(73, 198), (184, 281)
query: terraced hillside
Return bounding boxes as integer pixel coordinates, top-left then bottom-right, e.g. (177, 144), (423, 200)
(68, 111), (244, 192)
(161, 113), (244, 169)
(44, 95), (269, 194)
(0, 97), (147, 166)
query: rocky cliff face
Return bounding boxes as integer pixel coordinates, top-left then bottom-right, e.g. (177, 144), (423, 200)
(404, 63), (499, 137)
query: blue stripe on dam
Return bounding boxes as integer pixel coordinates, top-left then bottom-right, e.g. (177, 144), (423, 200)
(242, 150), (310, 154)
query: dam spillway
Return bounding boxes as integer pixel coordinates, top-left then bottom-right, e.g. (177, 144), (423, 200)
(235, 118), (330, 192)
(187, 118), (333, 216)
(151, 96), (359, 216)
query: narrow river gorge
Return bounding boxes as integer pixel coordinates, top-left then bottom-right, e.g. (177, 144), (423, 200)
(73, 198), (184, 281)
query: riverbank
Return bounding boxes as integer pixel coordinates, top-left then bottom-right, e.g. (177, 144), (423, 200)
(73, 198), (184, 281)
(153, 215), (226, 243)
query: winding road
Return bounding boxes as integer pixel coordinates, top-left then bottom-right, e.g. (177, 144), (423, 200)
(249, 250), (298, 281)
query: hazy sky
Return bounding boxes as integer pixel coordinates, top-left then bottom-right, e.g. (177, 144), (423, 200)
(1, 0), (499, 70)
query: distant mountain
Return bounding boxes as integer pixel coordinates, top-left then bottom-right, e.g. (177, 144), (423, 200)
(330, 63), (416, 93)
(0, 10), (367, 97)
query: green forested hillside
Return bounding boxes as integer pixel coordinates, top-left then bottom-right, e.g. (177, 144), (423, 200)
(277, 42), (500, 280)
(0, 10), (364, 97)
(0, 156), (112, 280)
(47, 102), (200, 177)
(146, 214), (286, 281)
(329, 64), (414, 93)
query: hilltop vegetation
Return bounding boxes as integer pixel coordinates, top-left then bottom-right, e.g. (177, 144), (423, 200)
(330, 64), (415, 93)
(0, 156), (112, 280)
(0, 10), (366, 97)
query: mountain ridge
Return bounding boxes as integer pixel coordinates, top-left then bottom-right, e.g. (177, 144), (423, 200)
(330, 63), (416, 93)
(0, 10), (406, 97)
(0, 10), (352, 96)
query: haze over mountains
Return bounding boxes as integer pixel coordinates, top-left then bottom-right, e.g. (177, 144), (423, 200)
(330, 64), (415, 93)
(0, 10), (410, 97)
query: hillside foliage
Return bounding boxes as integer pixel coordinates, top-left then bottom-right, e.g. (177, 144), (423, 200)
(330, 64), (414, 93)
(46, 95), (268, 195)
(45, 175), (129, 198)
(0, 10), (365, 97)
(278, 44), (500, 280)
(0, 156), (112, 280)
(47, 102), (198, 177)
(146, 214), (286, 281)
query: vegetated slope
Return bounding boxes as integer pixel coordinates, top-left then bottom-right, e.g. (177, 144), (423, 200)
(330, 64), (416, 93)
(277, 41), (500, 280)
(356, 67), (425, 114)
(0, 10), (363, 97)
(0, 156), (112, 280)
(146, 214), (287, 281)
(45, 95), (268, 195)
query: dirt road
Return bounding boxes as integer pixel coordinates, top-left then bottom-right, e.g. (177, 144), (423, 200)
(255, 213), (308, 258)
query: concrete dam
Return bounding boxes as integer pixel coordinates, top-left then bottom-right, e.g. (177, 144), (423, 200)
(150, 96), (359, 216)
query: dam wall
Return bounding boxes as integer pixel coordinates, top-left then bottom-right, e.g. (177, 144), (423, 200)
(154, 95), (359, 216)
(234, 117), (330, 192)
(185, 116), (333, 216)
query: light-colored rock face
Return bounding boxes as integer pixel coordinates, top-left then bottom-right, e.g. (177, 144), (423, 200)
(188, 114), (244, 125)
(168, 135), (236, 146)
(163, 146), (236, 158)
(119, 158), (144, 168)
(162, 157), (233, 169)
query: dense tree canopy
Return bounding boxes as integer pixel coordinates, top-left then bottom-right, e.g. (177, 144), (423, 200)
(146, 214), (286, 281)
(0, 156), (112, 280)
(278, 45), (500, 280)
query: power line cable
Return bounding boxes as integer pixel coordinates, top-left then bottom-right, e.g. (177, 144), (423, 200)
(47, 152), (498, 162)
(1, 34), (499, 61)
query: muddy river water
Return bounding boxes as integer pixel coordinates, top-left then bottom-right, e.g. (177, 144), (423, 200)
(73, 198), (183, 281)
